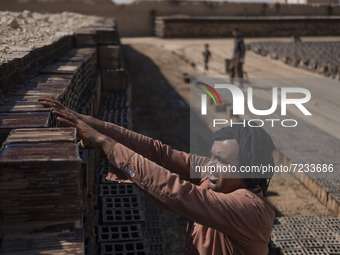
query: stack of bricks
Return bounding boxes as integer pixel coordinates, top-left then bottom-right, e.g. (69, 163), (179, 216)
(75, 21), (126, 92)
(247, 41), (340, 80)
(154, 16), (340, 38)
(95, 157), (149, 255)
(0, 47), (99, 146)
(0, 35), (74, 95)
(0, 127), (84, 254)
(271, 216), (340, 255)
(0, 15), (136, 255)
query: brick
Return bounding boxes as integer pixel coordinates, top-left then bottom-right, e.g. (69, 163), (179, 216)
(274, 240), (301, 250)
(303, 248), (329, 255)
(102, 208), (145, 225)
(97, 224), (144, 242)
(298, 239), (323, 248)
(101, 196), (141, 209)
(147, 235), (165, 255)
(281, 248), (306, 255)
(100, 241), (149, 255)
(293, 231), (316, 240)
(318, 236), (340, 245)
(101, 69), (125, 91)
(305, 221), (329, 230)
(272, 231), (295, 242)
(325, 244), (340, 254)
(99, 183), (137, 197)
(99, 45), (121, 68)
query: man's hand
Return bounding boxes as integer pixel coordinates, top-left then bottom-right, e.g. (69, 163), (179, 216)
(38, 97), (80, 118)
(239, 58), (244, 64)
(52, 108), (105, 150)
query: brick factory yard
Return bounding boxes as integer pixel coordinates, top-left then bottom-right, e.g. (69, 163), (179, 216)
(122, 36), (339, 254)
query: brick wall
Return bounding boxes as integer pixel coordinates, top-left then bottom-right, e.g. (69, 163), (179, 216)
(0, 0), (340, 36)
(155, 16), (340, 38)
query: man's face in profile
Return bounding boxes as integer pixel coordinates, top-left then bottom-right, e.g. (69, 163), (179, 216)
(207, 139), (243, 193)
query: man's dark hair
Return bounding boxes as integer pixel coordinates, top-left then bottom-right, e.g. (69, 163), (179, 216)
(212, 124), (275, 195)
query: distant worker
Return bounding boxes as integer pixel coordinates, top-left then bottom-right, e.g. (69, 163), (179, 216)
(229, 28), (246, 87)
(202, 43), (212, 72)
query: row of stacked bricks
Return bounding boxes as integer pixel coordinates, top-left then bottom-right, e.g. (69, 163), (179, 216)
(247, 41), (340, 80)
(95, 70), (164, 254)
(0, 35), (74, 96)
(271, 216), (340, 255)
(0, 18), (122, 254)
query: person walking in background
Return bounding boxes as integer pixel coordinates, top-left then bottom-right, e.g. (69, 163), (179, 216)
(202, 43), (211, 73)
(229, 28), (245, 87)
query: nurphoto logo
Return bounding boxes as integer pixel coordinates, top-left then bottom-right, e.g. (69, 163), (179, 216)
(195, 81), (312, 128)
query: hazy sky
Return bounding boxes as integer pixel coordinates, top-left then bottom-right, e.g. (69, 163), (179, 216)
(112, 0), (272, 3)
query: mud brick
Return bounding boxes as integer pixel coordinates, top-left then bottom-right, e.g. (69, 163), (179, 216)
(75, 28), (97, 47)
(305, 221), (329, 230)
(279, 217), (304, 225)
(100, 91), (129, 109)
(285, 223), (308, 231)
(0, 228), (84, 255)
(147, 235), (165, 255)
(293, 231), (317, 240)
(0, 111), (51, 145)
(99, 45), (121, 68)
(0, 59), (16, 93)
(55, 35), (75, 56)
(96, 27), (120, 45)
(11, 51), (32, 84)
(272, 224), (289, 233)
(34, 44), (50, 71)
(45, 41), (59, 65)
(0, 138), (82, 234)
(0, 101), (47, 113)
(281, 249), (306, 255)
(101, 196), (141, 209)
(318, 236), (340, 245)
(274, 240), (301, 250)
(299, 238), (323, 248)
(100, 241), (148, 255)
(102, 207), (145, 225)
(101, 69), (125, 91)
(325, 244), (340, 254)
(272, 231), (295, 242)
(303, 248), (329, 255)
(298, 215), (320, 223)
(99, 183), (137, 197)
(97, 224), (144, 242)
(99, 108), (130, 128)
(5, 127), (76, 144)
(312, 228), (338, 238)
(322, 218), (340, 227)
(40, 61), (82, 75)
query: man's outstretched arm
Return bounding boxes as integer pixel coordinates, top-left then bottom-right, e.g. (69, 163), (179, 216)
(41, 99), (192, 181)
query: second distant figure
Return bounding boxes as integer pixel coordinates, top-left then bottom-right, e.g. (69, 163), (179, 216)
(202, 43), (211, 72)
(229, 28), (245, 87)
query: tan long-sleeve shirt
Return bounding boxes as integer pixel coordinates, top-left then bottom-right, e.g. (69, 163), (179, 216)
(102, 121), (275, 255)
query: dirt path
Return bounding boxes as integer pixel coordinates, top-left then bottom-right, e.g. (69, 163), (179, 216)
(122, 37), (335, 255)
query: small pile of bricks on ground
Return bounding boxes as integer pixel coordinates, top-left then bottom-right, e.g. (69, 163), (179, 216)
(0, 10), (160, 255)
(272, 216), (340, 255)
(247, 41), (340, 80)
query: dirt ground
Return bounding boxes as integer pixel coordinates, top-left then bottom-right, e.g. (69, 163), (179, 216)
(122, 37), (336, 255)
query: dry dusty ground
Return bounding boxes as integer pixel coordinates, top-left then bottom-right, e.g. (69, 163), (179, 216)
(122, 37), (338, 255)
